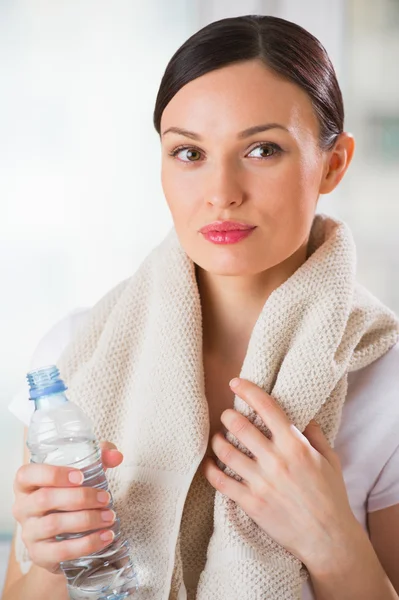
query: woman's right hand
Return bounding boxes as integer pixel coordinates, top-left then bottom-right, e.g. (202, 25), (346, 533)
(12, 441), (123, 575)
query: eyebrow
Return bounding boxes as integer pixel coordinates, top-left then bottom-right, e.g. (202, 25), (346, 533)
(161, 123), (289, 141)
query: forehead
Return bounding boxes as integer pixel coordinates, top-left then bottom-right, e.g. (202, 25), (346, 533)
(160, 59), (319, 140)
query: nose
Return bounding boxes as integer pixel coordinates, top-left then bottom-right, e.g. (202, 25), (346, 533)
(204, 162), (245, 208)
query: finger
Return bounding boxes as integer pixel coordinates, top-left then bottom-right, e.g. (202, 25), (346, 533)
(211, 432), (264, 487)
(22, 486), (111, 518)
(229, 378), (292, 447)
(99, 441), (117, 451)
(303, 420), (338, 466)
(220, 409), (272, 461)
(32, 527), (115, 570)
(14, 463), (84, 494)
(201, 455), (253, 509)
(102, 450), (123, 470)
(99, 441), (123, 471)
(24, 508), (116, 544)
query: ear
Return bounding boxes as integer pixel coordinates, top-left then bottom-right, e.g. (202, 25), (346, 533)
(319, 132), (355, 195)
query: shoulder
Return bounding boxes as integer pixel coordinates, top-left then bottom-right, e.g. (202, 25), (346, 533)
(342, 341), (399, 452)
(334, 342), (399, 513)
(347, 340), (399, 401)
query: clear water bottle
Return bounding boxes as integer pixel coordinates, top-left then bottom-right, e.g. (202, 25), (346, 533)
(26, 364), (139, 600)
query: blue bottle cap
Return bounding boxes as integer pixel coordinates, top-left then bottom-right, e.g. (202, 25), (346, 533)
(27, 365), (68, 400)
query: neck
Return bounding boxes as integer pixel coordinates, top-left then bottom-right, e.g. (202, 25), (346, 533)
(196, 243), (308, 362)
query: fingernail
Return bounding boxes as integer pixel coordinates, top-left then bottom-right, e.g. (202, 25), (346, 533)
(68, 471), (84, 484)
(100, 530), (114, 542)
(97, 491), (110, 504)
(101, 510), (115, 522)
(229, 378), (240, 388)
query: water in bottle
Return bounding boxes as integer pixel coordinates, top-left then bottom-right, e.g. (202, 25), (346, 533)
(26, 364), (139, 600)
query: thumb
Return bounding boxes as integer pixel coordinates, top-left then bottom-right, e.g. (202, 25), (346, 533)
(99, 440), (123, 471)
(303, 420), (337, 465)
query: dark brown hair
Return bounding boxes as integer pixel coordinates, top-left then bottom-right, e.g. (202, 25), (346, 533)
(153, 15), (344, 150)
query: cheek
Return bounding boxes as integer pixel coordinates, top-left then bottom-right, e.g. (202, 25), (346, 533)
(296, 148), (324, 192)
(253, 156), (315, 218)
(250, 156), (320, 255)
(161, 164), (202, 224)
(275, 152), (321, 215)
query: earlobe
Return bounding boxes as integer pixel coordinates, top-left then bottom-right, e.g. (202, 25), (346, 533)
(319, 132), (355, 195)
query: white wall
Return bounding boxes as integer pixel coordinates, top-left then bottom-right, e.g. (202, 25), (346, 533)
(0, 0), (196, 539)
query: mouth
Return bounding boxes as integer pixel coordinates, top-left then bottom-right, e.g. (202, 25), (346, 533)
(199, 221), (256, 245)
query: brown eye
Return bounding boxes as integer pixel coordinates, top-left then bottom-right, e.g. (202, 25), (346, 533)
(185, 149), (201, 161)
(170, 146), (203, 162)
(247, 143), (282, 159)
(259, 146), (274, 157)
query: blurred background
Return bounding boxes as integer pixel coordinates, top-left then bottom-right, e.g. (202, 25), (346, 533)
(1, 0), (399, 591)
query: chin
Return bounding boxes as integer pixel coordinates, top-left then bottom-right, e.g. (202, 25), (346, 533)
(207, 266), (254, 276)
(181, 235), (263, 276)
(196, 255), (259, 277)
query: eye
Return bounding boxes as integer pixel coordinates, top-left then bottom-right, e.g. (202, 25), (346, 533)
(169, 146), (203, 163)
(247, 143), (282, 159)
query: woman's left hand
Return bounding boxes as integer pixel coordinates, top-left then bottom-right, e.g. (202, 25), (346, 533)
(201, 377), (360, 571)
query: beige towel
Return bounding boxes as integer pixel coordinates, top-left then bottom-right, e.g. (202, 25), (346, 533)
(49, 213), (397, 599)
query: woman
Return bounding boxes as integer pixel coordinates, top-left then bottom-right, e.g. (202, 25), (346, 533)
(5, 15), (399, 600)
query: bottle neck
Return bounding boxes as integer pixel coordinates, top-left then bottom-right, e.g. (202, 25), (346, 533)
(34, 392), (68, 411)
(27, 365), (69, 409)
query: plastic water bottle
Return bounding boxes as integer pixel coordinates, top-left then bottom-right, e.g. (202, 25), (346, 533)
(26, 364), (139, 600)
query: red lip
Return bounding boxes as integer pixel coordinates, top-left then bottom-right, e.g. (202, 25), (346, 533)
(199, 220), (256, 233)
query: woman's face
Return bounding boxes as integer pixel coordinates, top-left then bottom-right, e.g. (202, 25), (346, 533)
(160, 59), (345, 276)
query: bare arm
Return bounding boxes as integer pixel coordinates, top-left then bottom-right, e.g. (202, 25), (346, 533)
(307, 514), (399, 600)
(2, 552), (69, 600)
(368, 504), (399, 592)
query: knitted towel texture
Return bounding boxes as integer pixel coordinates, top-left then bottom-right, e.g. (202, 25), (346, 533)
(27, 214), (399, 599)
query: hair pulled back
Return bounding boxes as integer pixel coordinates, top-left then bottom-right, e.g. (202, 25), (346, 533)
(153, 15), (344, 150)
